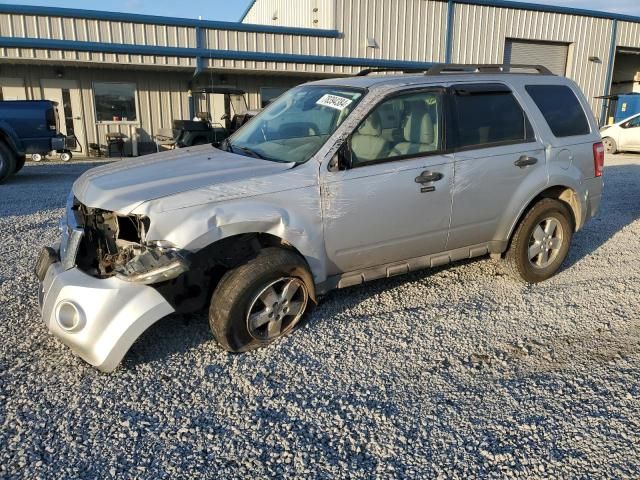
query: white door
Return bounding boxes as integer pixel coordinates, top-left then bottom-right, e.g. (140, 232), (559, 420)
(0, 77), (26, 100)
(41, 79), (85, 152)
(618, 115), (640, 151)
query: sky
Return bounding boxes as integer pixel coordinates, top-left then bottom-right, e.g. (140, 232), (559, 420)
(6, 0), (640, 20)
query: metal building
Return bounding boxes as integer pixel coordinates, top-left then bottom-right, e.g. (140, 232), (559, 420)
(0, 0), (638, 156)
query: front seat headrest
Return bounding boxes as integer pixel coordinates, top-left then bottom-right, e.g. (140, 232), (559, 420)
(404, 111), (434, 145)
(357, 111), (383, 136)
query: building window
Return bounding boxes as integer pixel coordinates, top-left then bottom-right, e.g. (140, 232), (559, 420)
(260, 87), (288, 108)
(94, 82), (138, 123)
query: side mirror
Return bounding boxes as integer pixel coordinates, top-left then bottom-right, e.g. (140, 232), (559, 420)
(328, 142), (352, 172)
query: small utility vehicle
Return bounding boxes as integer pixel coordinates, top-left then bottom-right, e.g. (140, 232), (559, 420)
(173, 87), (257, 148)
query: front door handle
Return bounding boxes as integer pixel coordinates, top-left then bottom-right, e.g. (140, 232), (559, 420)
(514, 155), (538, 168)
(415, 171), (443, 184)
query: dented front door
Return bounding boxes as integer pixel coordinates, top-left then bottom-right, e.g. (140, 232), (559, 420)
(321, 155), (454, 274)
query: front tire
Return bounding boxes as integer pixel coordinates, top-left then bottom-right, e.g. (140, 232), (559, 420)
(60, 151), (72, 162)
(209, 247), (314, 352)
(503, 198), (574, 283)
(31, 153), (44, 162)
(602, 137), (617, 154)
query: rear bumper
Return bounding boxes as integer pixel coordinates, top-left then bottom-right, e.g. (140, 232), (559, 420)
(582, 176), (603, 224)
(39, 259), (174, 372)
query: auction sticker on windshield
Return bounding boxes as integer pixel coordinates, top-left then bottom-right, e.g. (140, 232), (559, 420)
(316, 94), (353, 111)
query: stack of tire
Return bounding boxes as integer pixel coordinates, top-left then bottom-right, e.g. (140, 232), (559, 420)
(0, 141), (26, 184)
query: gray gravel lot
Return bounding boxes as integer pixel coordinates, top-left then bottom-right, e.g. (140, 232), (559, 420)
(1, 155), (639, 479)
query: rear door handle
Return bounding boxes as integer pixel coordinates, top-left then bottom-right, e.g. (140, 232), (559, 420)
(514, 155), (538, 168)
(415, 171), (444, 184)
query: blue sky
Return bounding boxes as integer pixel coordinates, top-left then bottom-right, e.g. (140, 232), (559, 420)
(5, 0), (640, 20)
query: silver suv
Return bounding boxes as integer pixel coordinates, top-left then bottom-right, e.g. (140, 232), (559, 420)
(36, 64), (604, 371)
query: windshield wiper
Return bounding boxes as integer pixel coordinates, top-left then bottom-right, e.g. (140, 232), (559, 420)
(229, 143), (266, 160)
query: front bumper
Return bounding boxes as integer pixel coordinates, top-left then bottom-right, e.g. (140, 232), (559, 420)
(38, 258), (174, 372)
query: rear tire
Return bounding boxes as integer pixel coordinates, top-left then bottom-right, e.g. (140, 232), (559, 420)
(0, 141), (17, 184)
(503, 198), (574, 283)
(14, 156), (26, 173)
(602, 137), (617, 154)
(31, 153), (44, 162)
(60, 151), (72, 162)
(209, 247), (314, 352)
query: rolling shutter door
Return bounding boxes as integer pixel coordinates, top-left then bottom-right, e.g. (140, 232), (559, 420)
(504, 39), (569, 76)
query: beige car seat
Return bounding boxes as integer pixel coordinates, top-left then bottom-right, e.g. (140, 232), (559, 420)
(391, 104), (438, 156)
(350, 111), (389, 164)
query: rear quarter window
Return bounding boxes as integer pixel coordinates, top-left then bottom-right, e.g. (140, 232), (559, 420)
(525, 85), (590, 137)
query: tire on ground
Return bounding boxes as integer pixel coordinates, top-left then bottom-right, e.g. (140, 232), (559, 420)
(503, 198), (574, 283)
(0, 141), (17, 183)
(602, 137), (617, 154)
(13, 155), (26, 174)
(209, 247), (314, 352)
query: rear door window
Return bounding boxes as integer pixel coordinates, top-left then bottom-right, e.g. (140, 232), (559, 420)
(525, 85), (590, 137)
(450, 84), (534, 150)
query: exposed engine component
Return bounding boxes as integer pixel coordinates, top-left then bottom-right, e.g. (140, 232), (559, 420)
(75, 205), (150, 278)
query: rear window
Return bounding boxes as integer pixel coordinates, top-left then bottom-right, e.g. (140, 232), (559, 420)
(452, 86), (534, 149)
(525, 85), (590, 137)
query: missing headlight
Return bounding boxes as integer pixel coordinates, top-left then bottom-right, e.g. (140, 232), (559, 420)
(114, 247), (189, 285)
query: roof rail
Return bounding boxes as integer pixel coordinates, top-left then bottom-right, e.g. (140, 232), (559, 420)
(425, 64), (553, 75)
(356, 67), (431, 76)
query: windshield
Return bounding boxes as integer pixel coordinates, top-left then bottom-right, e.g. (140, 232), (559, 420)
(226, 85), (364, 163)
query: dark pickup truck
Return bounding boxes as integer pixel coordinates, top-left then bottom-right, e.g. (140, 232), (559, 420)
(0, 100), (66, 183)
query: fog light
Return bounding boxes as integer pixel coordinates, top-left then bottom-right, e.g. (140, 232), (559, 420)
(55, 301), (85, 332)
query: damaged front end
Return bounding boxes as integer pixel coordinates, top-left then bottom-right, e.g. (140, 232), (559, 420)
(35, 196), (189, 372)
(74, 203), (189, 285)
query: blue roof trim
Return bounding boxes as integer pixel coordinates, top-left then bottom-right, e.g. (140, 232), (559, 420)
(445, 0), (455, 64)
(0, 4), (341, 38)
(0, 36), (434, 70)
(239, 0), (258, 23)
(456, 0), (640, 24)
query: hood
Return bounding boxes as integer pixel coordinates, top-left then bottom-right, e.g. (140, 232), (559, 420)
(73, 145), (296, 213)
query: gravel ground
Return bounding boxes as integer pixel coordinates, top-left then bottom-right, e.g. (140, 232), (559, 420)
(1, 155), (639, 479)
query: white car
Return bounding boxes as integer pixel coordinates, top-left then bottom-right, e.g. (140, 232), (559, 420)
(600, 113), (640, 154)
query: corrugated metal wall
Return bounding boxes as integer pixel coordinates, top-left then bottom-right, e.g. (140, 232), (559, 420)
(451, 3), (614, 116)
(0, 2), (448, 74)
(617, 21), (640, 49)
(0, 13), (196, 67)
(206, 0), (448, 73)
(243, 0), (337, 29)
(2, 1), (640, 135)
(2, 63), (313, 154)
(5, 64), (193, 151)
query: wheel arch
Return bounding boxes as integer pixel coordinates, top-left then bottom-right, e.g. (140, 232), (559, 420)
(502, 184), (581, 254)
(0, 124), (22, 155)
(159, 232), (318, 314)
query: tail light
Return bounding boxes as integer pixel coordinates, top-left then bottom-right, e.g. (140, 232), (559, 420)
(593, 142), (604, 177)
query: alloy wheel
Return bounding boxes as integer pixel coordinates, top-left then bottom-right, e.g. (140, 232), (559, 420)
(528, 217), (564, 268)
(246, 277), (308, 341)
